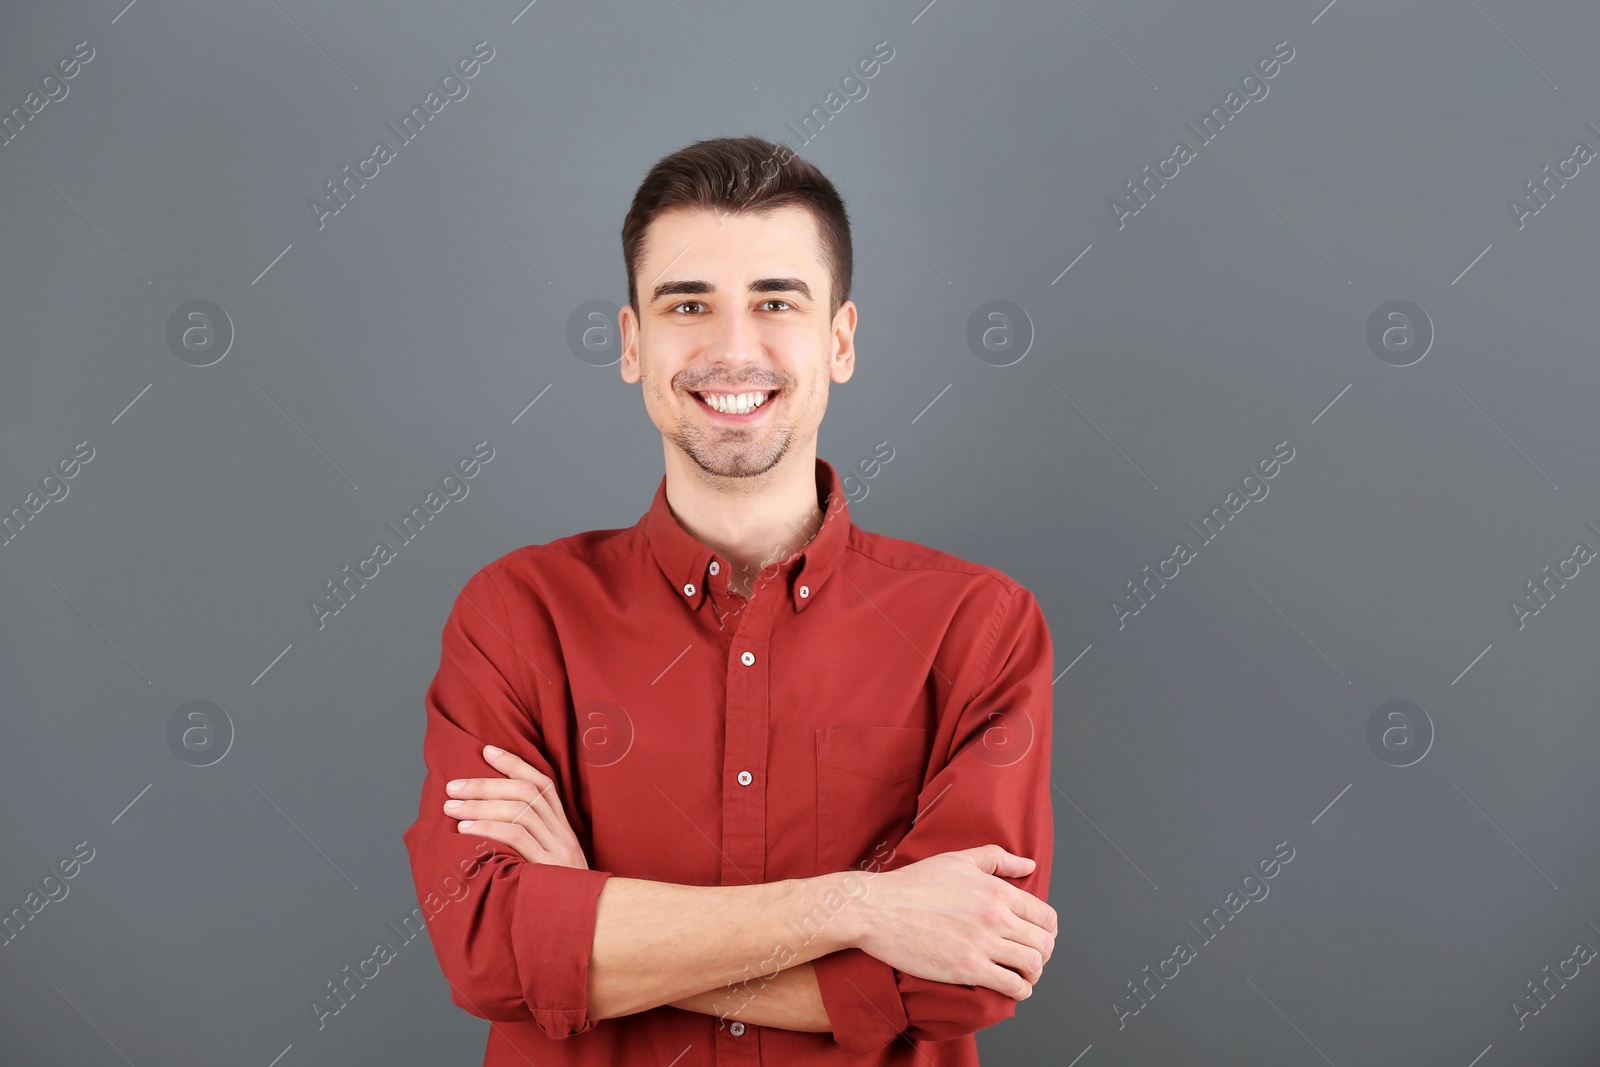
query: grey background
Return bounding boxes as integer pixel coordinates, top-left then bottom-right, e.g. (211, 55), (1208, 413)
(2, 0), (1598, 1064)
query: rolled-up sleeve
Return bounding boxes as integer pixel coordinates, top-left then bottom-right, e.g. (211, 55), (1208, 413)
(400, 565), (612, 1040)
(813, 584), (1055, 1053)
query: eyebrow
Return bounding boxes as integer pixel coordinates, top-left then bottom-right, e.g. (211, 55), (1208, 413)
(650, 277), (813, 304)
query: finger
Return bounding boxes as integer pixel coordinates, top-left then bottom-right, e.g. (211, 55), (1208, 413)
(1001, 884), (1057, 936)
(483, 745), (556, 788)
(448, 799), (566, 854)
(448, 780), (566, 838)
(995, 909), (1055, 965)
(445, 797), (544, 828)
(447, 776), (560, 810)
(446, 777), (570, 838)
(991, 848), (1036, 878)
(987, 936), (1046, 985)
(967, 844), (1036, 879)
(973, 961), (1033, 1001)
(457, 818), (553, 865)
(473, 752), (576, 835)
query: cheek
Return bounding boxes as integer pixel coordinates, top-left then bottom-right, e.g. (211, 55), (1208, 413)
(646, 369), (681, 406)
(782, 376), (812, 412)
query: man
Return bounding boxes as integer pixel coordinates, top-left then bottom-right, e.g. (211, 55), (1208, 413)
(402, 135), (1057, 1065)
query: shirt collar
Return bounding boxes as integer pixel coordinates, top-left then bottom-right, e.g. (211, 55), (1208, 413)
(643, 456), (851, 614)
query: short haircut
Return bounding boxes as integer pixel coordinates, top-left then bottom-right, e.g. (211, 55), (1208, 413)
(621, 135), (853, 319)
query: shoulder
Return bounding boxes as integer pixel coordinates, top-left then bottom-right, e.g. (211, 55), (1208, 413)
(469, 525), (645, 594)
(846, 527), (1048, 643)
(847, 529), (1051, 703)
(847, 526), (1034, 601)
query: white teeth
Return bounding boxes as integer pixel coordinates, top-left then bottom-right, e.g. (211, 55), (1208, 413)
(699, 390), (771, 414)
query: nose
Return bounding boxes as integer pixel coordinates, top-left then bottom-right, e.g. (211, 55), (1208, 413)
(705, 301), (765, 377)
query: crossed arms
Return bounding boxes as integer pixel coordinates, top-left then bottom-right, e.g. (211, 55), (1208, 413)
(401, 570), (1057, 1052)
(445, 744), (1054, 1038)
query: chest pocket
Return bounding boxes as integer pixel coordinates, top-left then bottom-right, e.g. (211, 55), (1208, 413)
(815, 726), (932, 873)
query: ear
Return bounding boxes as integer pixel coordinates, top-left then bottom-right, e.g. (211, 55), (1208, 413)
(830, 300), (858, 384)
(619, 303), (641, 383)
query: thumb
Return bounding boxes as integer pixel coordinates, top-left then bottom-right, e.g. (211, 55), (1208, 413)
(974, 844), (1036, 878)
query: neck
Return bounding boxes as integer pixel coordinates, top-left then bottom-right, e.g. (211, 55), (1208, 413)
(661, 446), (826, 595)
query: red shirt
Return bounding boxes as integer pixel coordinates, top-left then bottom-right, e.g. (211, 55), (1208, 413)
(401, 456), (1055, 1065)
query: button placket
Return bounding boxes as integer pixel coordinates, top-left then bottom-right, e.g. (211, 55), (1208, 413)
(718, 601), (773, 1065)
(719, 577), (780, 899)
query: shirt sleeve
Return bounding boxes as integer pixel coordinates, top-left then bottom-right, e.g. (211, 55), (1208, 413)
(812, 583), (1055, 1053)
(400, 565), (613, 1040)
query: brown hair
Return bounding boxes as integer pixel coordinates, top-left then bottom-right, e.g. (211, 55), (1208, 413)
(621, 135), (853, 320)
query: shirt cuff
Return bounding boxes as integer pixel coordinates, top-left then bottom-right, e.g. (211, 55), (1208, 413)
(812, 947), (908, 1052)
(509, 862), (613, 1039)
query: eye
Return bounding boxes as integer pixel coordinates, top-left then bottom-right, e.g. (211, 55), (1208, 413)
(760, 299), (793, 311)
(670, 301), (706, 314)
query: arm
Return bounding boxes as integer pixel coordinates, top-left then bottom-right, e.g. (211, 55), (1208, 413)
(410, 568), (1049, 1041)
(454, 782), (1049, 1036)
(402, 567), (856, 1037)
(651, 844), (1050, 1036)
(449, 744), (1049, 1034)
(401, 567), (607, 1038)
(810, 584), (1057, 1052)
(585, 874), (855, 1021)
(667, 963), (830, 1031)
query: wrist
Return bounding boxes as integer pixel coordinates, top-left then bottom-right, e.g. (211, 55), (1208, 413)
(816, 869), (876, 953)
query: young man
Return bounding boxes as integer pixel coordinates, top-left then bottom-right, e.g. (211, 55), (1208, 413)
(402, 136), (1057, 1065)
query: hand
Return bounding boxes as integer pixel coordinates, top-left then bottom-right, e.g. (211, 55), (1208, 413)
(443, 744), (589, 869)
(852, 844), (1056, 1000)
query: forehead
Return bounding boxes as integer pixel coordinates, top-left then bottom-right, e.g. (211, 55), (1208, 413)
(640, 203), (826, 282)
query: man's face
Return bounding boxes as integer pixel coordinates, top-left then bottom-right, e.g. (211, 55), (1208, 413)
(620, 204), (856, 483)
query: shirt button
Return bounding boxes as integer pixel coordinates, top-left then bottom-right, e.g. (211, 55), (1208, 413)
(740, 651), (755, 666)
(709, 560), (720, 575)
(683, 583), (696, 597)
(799, 585), (810, 598)
(737, 770), (752, 786)
(730, 1021), (746, 1036)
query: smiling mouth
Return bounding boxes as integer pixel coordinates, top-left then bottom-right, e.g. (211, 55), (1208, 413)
(691, 389), (779, 417)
